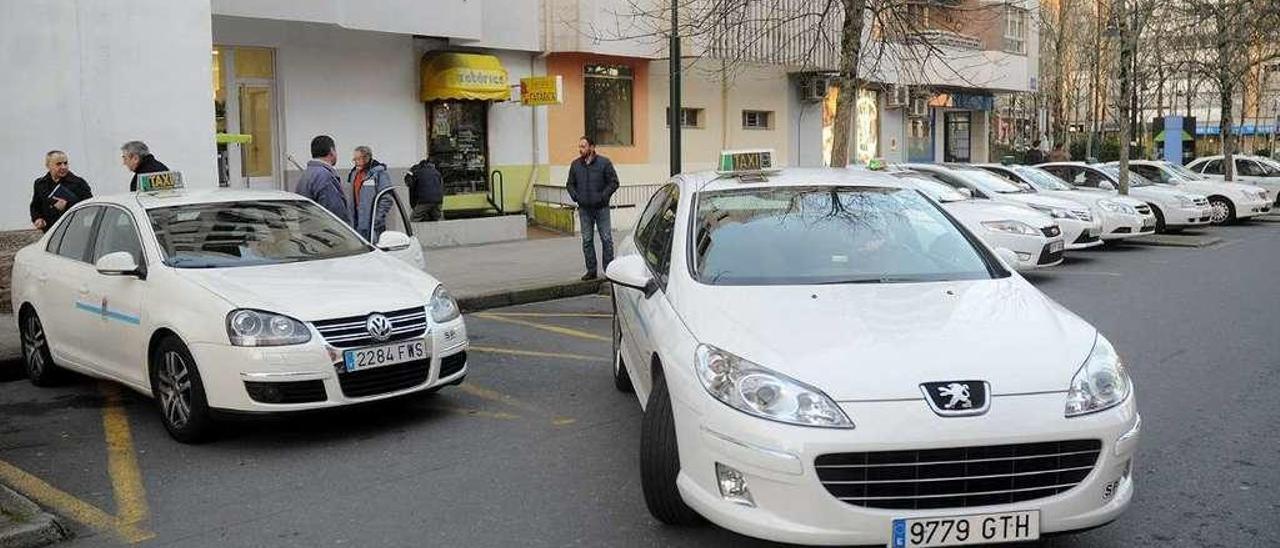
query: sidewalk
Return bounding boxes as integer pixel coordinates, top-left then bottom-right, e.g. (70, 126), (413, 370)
(424, 230), (620, 311)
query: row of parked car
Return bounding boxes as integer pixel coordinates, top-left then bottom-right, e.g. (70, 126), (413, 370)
(874, 154), (1277, 270)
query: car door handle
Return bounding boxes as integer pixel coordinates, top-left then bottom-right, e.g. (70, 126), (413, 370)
(78, 285), (90, 296)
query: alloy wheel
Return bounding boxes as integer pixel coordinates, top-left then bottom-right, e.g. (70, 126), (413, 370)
(1209, 200), (1231, 224)
(157, 351), (193, 429)
(22, 315), (46, 378)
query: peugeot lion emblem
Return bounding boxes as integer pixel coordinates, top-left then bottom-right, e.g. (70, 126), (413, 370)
(365, 313), (393, 342)
(920, 380), (990, 417)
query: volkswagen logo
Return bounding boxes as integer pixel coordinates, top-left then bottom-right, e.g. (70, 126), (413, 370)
(365, 313), (393, 342)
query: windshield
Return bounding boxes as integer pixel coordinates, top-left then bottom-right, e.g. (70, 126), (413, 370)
(1014, 166), (1074, 191)
(1098, 165), (1153, 187)
(148, 200), (371, 268)
(692, 186), (998, 285)
(958, 169), (1028, 194)
(894, 174), (967, 202)
(1164, 163), (1203, 180)
(1254, 157), (1280, 175)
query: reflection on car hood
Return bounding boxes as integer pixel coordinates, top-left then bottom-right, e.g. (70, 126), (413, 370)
(676, 277), (1095, 401)
(1002, 193), (1086, 211)
(944, 201), (1054, 228)
(176, 251), (439, 321)
(1132, 184), (1202, 200)
(1045, 189), (1145, 208)
(1174, 180), (1264, 196)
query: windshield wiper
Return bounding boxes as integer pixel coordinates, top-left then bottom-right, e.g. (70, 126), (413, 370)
(815, 276), (913, 285)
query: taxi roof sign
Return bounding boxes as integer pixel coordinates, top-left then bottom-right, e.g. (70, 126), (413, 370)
(717, 149), (778, 177)
(137, 171), (184, 193)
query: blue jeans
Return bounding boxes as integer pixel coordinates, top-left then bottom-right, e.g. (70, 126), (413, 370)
(578, 206), (614, 273)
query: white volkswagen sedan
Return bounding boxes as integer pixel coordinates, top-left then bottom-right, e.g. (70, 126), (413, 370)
(893, 175), (1066, 269)
(976, 164), (1154, 241)
(11, 182), (468, 443)
(1121, 160), (1271, 224)
(608, 164), (1139, 546)
(1039, 162), (1212, 232)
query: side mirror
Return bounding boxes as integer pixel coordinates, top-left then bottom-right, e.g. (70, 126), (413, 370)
(957, 188), (974, 199)
(605, 255), (656, 297)
(1098, 180), (1117, 191)
(994, 247), (1021, 271)
(95, 251), (143, 278)
(376, 230), (413, 252)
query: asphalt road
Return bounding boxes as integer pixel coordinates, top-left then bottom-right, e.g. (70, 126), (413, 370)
(0, 222), (1278, 547)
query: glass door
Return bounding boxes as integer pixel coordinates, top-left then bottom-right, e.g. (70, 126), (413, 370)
(238, 84), (277, 189)
(944, 112), (972, 163)
(213, 47), (281, 190)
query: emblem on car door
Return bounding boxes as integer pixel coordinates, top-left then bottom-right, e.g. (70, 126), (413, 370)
(919, 380), (990, 417)
(366, 313), (393, 342)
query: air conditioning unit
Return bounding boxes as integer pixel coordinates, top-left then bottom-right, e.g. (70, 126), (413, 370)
(798, 75), (830, 102)
(909, 96), (928, 117)
(887, 84), (910, 108)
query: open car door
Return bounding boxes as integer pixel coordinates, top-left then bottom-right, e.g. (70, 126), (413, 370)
(369, 186), (427, 271)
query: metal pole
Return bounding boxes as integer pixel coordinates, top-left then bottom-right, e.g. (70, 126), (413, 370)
(669, 0), (682, 176)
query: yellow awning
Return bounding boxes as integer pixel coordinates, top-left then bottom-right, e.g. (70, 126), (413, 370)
(420, 53), (510, 102)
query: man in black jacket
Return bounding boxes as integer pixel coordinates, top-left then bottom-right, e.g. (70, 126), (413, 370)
(30, 150), (93, 231)
(122, 141), (170, 191)
(566, 136), (620, 280)
(406, 159), (445, 222)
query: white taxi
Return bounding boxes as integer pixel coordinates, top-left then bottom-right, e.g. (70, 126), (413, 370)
(1121, 160), (1271, 224)
(608, 155), (1139, 546)
(976, 164), (1155, 241)
(11, 173), (468, 443)
(1038, 162), (1212, 232)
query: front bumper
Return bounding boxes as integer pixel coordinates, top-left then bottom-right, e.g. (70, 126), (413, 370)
(671, 390), (1140, 546)
(190, 318), (469, 412)
(1164, 205), (1213, 228)
(1058, 219), (1103, 250)
(1234, 198), (1272, 219)
(1099, 212), (1153, 240)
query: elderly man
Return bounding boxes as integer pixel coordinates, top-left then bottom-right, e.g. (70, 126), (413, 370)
(30, 150), (92, 231)
(295, 135), (351, 225)
(348, 145), (393, 241)
(121, 141), (170, 191)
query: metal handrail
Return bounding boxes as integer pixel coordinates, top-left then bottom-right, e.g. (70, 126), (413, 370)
(533, 183), (664, 208)
(487, 170), (505, 214)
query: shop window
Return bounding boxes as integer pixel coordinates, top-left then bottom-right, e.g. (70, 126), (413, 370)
(429, 101), (490, 195)
(234, 47), (275, 79)
(742, 110), (773, 130)
(1003, 6), (1027, 54)
(665, 107), (704, 128)
(584, 65), (634, 147)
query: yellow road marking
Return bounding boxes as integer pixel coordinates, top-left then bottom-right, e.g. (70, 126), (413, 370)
(472, 313), (609, 342)
(483, 312), (613, 319)
(470, 345), (608, 363)
(424, 405), (520, 421)
(0, 460), (154, 543)
(459, 384), (576, 427)
(101, 383), (148, 530)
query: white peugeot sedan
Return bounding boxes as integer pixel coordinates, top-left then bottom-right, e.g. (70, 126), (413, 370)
(1121, 160), (1271, 224)
(976, 164), (1154, 241)
(1183, 154), (1280, 203)
(607, 160), (1140, 546)
(902, 164), (1101, 250)
(893, 174), (1066, 269)
(11, 177), (468, 443)
(1039, 162), (1213, 232)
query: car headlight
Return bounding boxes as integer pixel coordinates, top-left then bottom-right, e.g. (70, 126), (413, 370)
(982, 220), (1041, 236)
(1097, 199), (1137, 215)
(695, 344), (853, 429)
(1030, 205), (1073, 219)
(1176, 195), (1196, 208)
(1065, 335), (1132, 417)
(226, 309), (311, 347)
(429, 285), (460, 323)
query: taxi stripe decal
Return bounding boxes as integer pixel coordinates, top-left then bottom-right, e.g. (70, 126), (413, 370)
(75, 302), (141, 325)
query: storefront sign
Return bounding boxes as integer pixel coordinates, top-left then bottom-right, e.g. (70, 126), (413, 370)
(928, 93), (994, 111)
(520, 76), (563, 106)
(421, 53), (511, 102)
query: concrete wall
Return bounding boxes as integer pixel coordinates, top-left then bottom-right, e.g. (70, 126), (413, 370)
(0, 0), (217, 230)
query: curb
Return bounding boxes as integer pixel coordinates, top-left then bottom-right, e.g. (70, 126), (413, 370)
(456, 279), (607, 313)
(0, 485), (68, 548)
(1124, 234), (1221, 248)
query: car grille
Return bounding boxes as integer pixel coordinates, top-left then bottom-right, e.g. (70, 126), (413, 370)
(312, 307), (428, 349)
(338, 359), (431, 398)
(815, 440), (1102, 510)
(1040, 226), (1061, 238)
(1134, 204), (1152, 215)
(439, 351), (467, 379)
(1037, 243), (1063, 265)
(1112, 227), (1132, 234)
(244, 380), (327, 404)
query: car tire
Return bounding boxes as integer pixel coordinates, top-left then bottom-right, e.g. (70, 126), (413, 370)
(20, 310), (62, 387)
(611, 297), (634, 393)
(1208, 197), (1235, 225)
(150, 336), (216, 444)
(640, 370), (702, 526)
(1149, 205), (1167, 233)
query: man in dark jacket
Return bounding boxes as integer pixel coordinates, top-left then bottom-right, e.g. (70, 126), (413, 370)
(406, 159), (445, 222)
(1025, 140), (1045, 165)
(30, 150), (92, 231)
(121, 141), (170, 191)
(294, 135), (351, 225)
(567, 136), (620, 280)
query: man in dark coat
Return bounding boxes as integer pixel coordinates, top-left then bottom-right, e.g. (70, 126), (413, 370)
(1025, 140), (1046, 165)
(30, 150), (92, 231)
(406, 159), (445, 222)
(122, 141), (170, 191)
(566, 136), (620, 280)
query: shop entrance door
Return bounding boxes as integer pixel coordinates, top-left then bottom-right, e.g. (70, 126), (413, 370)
(213, 47), (281, 190)
(428, 101), (490, 198)
(944, 112), (972, 163)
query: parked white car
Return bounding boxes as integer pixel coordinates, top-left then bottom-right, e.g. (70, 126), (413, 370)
(1120, 160), (1271, 224)
(11, 179), (466, 443)
(608, 162), (1139, 546)
(895, 174), (1066, 269)
(1184, 154), (1280, 204)
(903, 164), (1100, 250)
(1038, 162), (1212, 232)
(976, 164), (1155, 241)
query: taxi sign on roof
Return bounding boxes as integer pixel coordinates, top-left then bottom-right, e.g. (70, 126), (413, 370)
(137, 171), (184, 192)
(717, 149), (777, 176)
